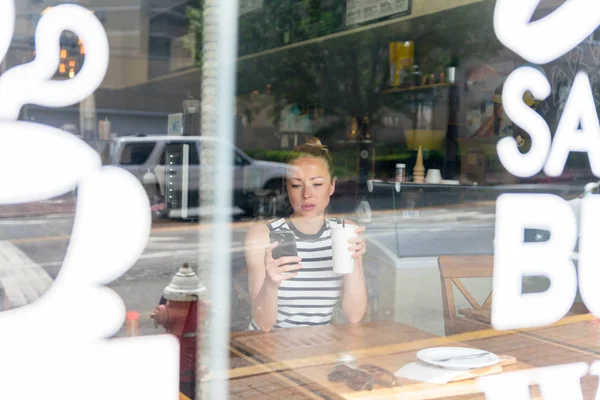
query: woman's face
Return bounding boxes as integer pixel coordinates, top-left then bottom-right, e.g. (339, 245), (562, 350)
(287, 157), (335, 217)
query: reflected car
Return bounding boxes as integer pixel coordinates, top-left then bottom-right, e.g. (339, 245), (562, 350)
(111, 135), (290, 219)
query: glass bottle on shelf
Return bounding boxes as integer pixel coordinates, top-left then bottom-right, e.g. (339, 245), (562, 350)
(361, 114), (371, 140)
(413, 65), (422, 87)
(346, 114), (360, 140)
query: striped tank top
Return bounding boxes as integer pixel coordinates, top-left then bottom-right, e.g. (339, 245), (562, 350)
(248, 217), (343, 330)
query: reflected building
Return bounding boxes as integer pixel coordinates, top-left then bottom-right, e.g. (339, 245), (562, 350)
(4, 0), (199, 146)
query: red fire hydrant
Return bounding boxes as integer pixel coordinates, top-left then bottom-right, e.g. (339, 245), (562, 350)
(151, 263), (207, 399)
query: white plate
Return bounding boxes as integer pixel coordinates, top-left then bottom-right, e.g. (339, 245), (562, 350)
(416, 347), (500, 370)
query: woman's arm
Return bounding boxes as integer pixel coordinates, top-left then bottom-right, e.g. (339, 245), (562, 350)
(341, 223), (368, 323)
(245, 224), (302, 331)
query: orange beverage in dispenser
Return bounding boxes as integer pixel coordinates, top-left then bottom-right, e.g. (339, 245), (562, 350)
(396, 41), (414, 86)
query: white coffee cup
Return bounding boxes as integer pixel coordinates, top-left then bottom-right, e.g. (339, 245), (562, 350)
(425, 169), (442, 184)
(331, 222), (357, 274)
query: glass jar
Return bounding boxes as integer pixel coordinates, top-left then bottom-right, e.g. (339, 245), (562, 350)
(396, 163), (406, 182)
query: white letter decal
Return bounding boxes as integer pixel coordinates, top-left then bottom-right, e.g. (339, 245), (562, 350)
(494, 0), (600, 64)
(0, 5), (109, 120)
(577, 195), (600, 317)
(478, 363), (587, 400)
(537, 363), (588, 400)
(0, 2), (179, 400)
(477, 369), (533, 400)
(492, 194), (577, 330)
(545, 72), (600, 177)
(497, 67), (551, 177)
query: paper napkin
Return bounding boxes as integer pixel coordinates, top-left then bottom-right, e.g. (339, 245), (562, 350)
(395, 361), (468, 384)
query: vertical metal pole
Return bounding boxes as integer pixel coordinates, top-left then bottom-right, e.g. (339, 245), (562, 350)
(181, 144), (189, 219)
(198, 1), (238, 400)
(393, 184), (401, 259)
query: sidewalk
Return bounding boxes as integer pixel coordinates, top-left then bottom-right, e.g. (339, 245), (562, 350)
(0, 241), (54, 309)
(0, 196), (76, 219)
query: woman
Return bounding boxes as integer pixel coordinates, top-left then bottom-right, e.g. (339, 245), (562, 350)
(244, 137), (367, 331)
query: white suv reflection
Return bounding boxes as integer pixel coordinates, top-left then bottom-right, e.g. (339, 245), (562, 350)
(111, 135), (291, 219)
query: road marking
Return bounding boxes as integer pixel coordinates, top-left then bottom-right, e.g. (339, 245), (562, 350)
(9, 218), (493, 245)
(148, 237), (186, 242)
(9, 217), (493, 246)
(40, 261), (62, 268)
(39, 244), (247, 268)
(7, 205), (496, 245)
(10, 235), (71, 244)
(0, 219), (50, 225)
(138, 250), (197, 260)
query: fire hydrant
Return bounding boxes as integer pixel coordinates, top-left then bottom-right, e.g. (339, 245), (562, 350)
(151, 263), (207, 399)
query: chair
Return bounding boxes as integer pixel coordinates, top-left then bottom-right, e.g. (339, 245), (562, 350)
(439, 255), (590, 336)
(439, 255), (494, 336)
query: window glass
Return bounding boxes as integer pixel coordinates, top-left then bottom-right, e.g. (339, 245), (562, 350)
(5, 1), (600, 399)
(118, 142), (156, 165)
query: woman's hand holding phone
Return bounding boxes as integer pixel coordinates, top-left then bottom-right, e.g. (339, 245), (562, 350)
(264, 241), (302, 287)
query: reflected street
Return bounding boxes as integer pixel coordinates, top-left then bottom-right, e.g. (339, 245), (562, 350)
(0, 205), (496, 336)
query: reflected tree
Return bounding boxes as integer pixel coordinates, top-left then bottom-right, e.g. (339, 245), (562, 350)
(186, 0), (504, 127)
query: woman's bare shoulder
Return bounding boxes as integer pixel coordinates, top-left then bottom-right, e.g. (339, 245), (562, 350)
(245, 222), (270, 243)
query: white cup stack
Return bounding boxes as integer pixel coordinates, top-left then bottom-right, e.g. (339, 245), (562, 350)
(331, 221), (357, 274)
(425, 169), (442, 184)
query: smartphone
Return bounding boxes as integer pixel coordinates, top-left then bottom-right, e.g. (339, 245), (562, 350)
(270, 230), (298, 259)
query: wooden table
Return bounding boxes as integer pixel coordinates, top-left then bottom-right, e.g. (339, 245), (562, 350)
(231, 320), (437, 363)
(461, 322), (599, 399)
(228, 321), (542, 400)
(458, 303), (590, 327)
(515, 316), (600, 355)
(227, 316), (600, 399)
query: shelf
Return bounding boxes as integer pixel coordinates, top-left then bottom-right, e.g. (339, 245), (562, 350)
(336, 139), (375, 145)
(380, 83), (453, 94)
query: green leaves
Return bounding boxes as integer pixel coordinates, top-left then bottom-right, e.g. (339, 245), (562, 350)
(186, 2), (203, 67)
